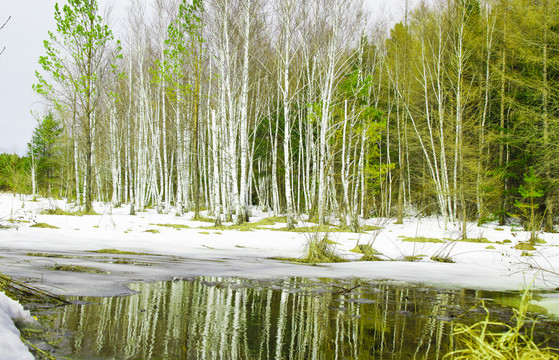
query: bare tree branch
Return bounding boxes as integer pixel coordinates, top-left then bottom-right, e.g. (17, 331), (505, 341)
(0, 16), (10, 56)
(0, 16), (10, 30)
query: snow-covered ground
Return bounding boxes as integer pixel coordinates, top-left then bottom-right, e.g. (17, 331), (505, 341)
(3, 193), (559, 355)
(1, 193), (559, 303)
(1, 193), (559, 292)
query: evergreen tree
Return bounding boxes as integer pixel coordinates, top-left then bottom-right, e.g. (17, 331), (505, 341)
(27, 113), (63, 197)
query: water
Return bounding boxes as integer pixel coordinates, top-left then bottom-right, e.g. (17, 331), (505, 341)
(30, 277), (559, 359)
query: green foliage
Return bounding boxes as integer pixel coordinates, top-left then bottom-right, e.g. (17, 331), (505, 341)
(35, 0), (120, 102)
(0, 153), (30, 193)
(514, 167), (545, 242)
(34, 0), (121, 212)
(28, 112), (63, 195)
(164, 0), (204, 86)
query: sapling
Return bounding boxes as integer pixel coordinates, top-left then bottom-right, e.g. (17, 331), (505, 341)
(514, 167), (544, 244)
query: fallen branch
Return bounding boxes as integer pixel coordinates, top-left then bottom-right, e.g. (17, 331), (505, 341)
(0, 273), (71, 304)
(333, 284), (361, 295)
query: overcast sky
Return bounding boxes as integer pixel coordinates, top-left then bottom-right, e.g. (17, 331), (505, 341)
(0, 0), (415, 156)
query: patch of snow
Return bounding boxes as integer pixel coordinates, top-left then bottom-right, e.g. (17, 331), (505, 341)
(0, 291), (36, 360)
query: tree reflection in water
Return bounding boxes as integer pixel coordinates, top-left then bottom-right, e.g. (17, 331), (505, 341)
(34, 277), (550, 359)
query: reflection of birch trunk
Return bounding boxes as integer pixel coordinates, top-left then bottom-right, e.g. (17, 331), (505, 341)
(274, 291), (289, 359)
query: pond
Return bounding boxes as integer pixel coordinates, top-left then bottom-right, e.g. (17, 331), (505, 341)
(29, 277), (559, 359)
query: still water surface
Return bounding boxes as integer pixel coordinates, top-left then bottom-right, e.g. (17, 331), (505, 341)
(32, 277), (559, 359)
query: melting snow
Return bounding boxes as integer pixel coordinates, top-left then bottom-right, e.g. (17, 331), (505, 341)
(1, 192), (559, 351)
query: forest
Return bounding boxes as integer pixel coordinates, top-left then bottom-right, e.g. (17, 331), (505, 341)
(3, 0), (559, 232)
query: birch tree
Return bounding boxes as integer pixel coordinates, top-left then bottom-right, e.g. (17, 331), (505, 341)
(35, 0), (121, 212)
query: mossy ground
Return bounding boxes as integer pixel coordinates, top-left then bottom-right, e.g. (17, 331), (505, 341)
(457, 238), (492, 243)
(515, 242), (536, 251)
(41, 208), (98, 216)
(89, 249), (152, 256)
(402, 237), (445, 243)
(48, 264), (105, 274)
(151, 223), (190, 229)
(30, 223), (59, 229)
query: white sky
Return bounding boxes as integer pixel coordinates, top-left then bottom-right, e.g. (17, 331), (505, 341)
(0, 0), (416, 155)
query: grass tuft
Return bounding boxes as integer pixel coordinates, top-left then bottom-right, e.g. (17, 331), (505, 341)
(30, 223), (59, 229)
(430, 255), (455, 263)
(444, 288), (559, 359)
(302, 236), (348, 263)
(403, 254), (426, 262)
(351, 244), (384, 261)
(515, 242), (536, 251)
(144, 229), (160, 234)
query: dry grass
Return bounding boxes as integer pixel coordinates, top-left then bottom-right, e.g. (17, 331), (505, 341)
(151, 223), (190, 229)
(301, 235), (347, 263)
(402, 236), (445, 243)
(89, 249), (151, 255)
(351, 244), (384, 261)
(41, 207), (98, 216)
(48, 264), (105, 274)
(445, 288), (559, 360)
(30, 222), (59, 229)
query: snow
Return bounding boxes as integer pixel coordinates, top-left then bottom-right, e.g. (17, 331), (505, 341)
(1, 193), (559, 327)
(1, 193), (559, 294)
(3, 193), (559, 353)
(0, 291), (36, 360)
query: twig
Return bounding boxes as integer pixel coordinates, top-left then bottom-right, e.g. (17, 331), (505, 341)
(333, 284), (361, 295)
(0, 16), (10, 30)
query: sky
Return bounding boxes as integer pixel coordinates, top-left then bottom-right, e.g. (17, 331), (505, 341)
(0, 0), (416, 156)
